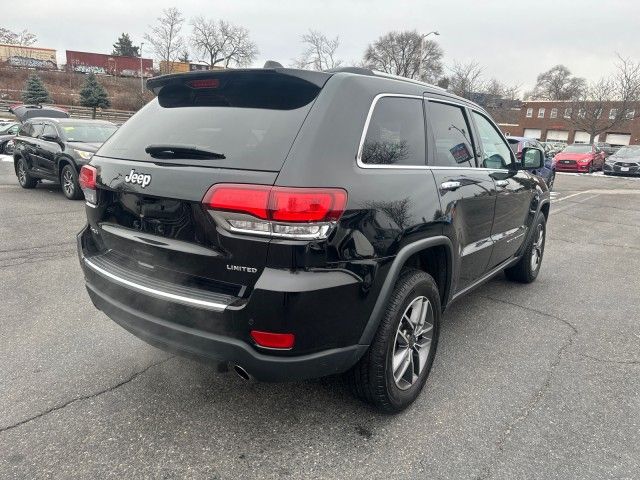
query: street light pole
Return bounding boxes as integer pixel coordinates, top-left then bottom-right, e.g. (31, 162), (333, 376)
(419, 31), (440, 80)
(140, 42), (144, 94)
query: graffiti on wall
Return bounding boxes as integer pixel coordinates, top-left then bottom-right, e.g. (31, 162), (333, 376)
(71, 64), (106, 75)
(7, 56), (57, 70)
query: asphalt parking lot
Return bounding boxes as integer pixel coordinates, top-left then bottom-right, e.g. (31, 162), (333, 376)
(1, 156), (639, 479)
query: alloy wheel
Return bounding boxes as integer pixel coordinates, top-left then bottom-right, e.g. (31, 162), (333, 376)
(17, 161), (26, 186)
(530, 223), (545, 272)
(62, 169), (75, 197)
(392, 296), (434, 390)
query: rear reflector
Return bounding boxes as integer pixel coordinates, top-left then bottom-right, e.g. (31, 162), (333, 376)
(202, 184), (347, 240)
(250, 330), (295, 349)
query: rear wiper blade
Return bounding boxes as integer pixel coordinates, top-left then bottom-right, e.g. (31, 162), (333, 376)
(145, 144), (226, 160)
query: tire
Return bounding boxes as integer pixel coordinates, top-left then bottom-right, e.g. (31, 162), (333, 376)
(16, 157), (37, 189)
(505, 215), (546, 283)
(588, 163), (593, 174)
(346, 269), (441, 413)
(60, 164), (83, 200)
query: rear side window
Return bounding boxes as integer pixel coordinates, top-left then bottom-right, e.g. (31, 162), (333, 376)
(98, 72), (323, 171)
(428, 102), (475, 167)
(360, 97), (425, 166)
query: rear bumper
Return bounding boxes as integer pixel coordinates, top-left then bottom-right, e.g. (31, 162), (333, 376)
(86, 283), (366, 381)
(77, 225), (371, 381)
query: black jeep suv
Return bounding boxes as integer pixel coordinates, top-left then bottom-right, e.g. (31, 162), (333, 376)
(13, 118), (117, 199)
(77, 67), (549, 412)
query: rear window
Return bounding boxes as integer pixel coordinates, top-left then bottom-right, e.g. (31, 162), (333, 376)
(97, 73), (322, 171)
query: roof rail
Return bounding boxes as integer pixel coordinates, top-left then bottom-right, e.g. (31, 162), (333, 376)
(325, 66), (374, 75)
(370, 70), (447, 91)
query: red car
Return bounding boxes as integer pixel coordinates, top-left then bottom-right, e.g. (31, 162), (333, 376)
(553, 144), (606, 173)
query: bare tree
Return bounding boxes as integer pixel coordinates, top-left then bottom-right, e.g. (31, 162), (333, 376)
(482, 78), (521, 100)
(363, 30), (444, 84)
(446, 61), (484, 99)
(526, 65), (586, 100)
(291, 30), (342, 70)
(567, 55), (640, 143)
(190, 17), (258, 68)
(0, 27), (37, 46)
(144, 8), (185, 72)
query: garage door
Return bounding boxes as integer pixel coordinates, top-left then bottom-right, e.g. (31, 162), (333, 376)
(606, 133), (631, 146)
(523, 128), (541, 139)
(573, 131), (591, 143)
(546, 130), (569, 142)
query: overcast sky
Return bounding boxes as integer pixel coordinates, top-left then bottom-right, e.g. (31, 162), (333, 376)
(4, 0), (640, 92)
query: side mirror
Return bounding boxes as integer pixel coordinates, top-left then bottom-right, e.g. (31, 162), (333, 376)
(40, 134), (59, 142)
(521, 147), (544, 170)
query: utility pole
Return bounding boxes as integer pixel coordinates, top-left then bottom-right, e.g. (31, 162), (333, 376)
(140, 42), (145, 94)
(419, 31), (440, 79)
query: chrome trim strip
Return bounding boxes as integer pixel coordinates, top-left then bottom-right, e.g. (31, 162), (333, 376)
(356, 93), (426, 170)
(84, 258), (228, 311)
(355, 93), (510, 172)
(450, 256), (520, 303)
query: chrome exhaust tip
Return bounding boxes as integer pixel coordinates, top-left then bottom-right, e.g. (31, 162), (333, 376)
(232, 364), (252, 381)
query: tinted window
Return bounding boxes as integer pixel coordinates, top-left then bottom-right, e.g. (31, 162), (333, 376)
(99, 73), (322, 170)
(473, 112), (514, 169)
(428, 102), (474, 167)
(361, 97), (425, 166)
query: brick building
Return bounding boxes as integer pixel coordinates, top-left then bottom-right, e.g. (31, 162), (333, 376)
(498, 100), (640, 146)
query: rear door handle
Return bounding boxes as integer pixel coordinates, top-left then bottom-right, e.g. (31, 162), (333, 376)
(440, 181), (462, 191)
(495, 180), (509, 188)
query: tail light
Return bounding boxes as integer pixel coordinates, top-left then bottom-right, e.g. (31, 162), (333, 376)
(79, 165), (97, 204)
(203, 184), (348, 240)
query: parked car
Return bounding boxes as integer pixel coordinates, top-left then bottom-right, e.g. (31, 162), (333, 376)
(4, 138), (15, 155)
(603, 145), (640, 176)
(542, 141), (566, 156)
(13, 118), (117, 199)
(507, 136), (556, 188)
(553, 144), (606, 173)
(594, 142), (617, 156)
(76, 66), (550, 412)
(0, 122), (20, 154)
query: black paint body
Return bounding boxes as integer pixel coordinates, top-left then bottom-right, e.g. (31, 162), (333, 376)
(77, 68), (550, 381)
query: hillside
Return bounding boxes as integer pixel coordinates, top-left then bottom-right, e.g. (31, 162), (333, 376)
(0, 66), (154, 111)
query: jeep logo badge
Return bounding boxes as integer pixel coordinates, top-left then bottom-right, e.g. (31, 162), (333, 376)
(124, 169), (152, 188)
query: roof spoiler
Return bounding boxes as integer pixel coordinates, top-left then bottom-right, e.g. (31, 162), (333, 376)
(146, 68), (332, 95)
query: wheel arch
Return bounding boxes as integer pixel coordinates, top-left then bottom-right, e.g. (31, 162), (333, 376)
(357, 236), (454, 346)
(56, 156), (77, 181)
